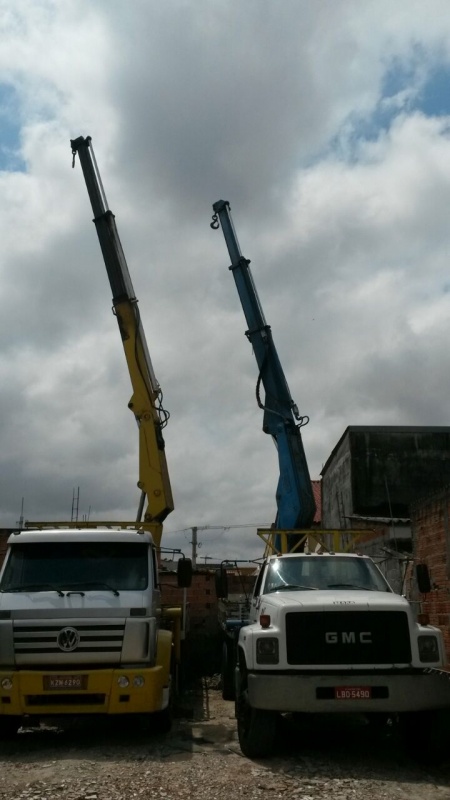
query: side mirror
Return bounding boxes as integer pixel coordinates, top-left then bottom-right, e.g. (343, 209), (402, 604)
(177, 557), (192, 588)
(416, 563), (432, 594)
(215, 566), (229, 599)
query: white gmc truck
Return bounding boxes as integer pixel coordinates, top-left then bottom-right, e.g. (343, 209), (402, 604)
(232, 551), (450, 759)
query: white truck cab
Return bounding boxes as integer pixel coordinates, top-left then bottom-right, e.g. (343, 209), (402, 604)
(0, 528), (189, 735)
(234, 551), (450, 759)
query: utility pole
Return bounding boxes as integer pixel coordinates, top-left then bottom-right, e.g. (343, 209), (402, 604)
(188, 523), (270, 569)
(190, 526), (198, 570)
(16, 498), (25, 531)
(71, 487), (80, 523)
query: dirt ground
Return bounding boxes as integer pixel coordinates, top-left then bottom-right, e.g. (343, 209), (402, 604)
(1, 682), (450, 800)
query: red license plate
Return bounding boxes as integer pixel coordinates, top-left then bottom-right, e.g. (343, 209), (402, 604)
(335, 686), (371, 700)
(43, 675), (88, 691)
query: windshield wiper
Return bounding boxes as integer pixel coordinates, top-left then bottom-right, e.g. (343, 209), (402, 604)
(267, 583), (319, 592)
(1, 583), (65, 597)
(326, 583), (377, 591)
(61, 581), (120, 597)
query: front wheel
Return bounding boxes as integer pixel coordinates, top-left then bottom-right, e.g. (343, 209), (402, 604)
(236, 689), (278, 759)
(399, 709), (450, 765)
(153, 706), (172, 734)
(221, 640), (236, 701)
(131, 706), (173, 736)
(0, 717), (20, 739)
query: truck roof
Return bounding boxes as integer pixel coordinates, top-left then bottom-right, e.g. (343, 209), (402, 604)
(7, 529), (154, 545)
(267, 551), (371, 561)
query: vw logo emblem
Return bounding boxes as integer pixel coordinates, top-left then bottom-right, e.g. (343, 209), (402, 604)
(57, 627), (80, 652)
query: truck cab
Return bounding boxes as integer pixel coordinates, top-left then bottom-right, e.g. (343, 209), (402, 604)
(0, 528), (185, 733)
(235, 551), (450, 758)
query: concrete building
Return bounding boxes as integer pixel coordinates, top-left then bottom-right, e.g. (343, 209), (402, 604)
(320, 426), (450, 590)
(322, 426), (450, 526)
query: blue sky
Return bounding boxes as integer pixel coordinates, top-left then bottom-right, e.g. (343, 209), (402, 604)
(329, 55), (450, 163)
(0, 83), (25, 172)
(418, 63), (450, 116)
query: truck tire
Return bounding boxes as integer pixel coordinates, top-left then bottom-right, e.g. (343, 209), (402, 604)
(399, 709), (450, 765)
(236, 689), (277, 759)
(135, 706), (172, 735)
(153, 706), (172, 734)
(365, 713), (392, 735)
(0, 717), (19, 739)
(221, 641), (236, 701)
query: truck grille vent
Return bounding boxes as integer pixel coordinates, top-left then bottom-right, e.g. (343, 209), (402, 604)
(13, 623), (125, 656)
(25, 694), (106, 707)
(285, 610), (411, 665)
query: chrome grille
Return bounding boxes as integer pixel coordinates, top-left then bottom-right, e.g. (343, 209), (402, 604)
(13, 620), (125, 665)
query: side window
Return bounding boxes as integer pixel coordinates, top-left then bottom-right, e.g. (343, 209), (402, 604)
(252, 566), (265, 598)
(151, 547), (158, 589)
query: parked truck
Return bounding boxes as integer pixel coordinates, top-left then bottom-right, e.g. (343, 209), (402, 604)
(229, 542), (450, 759)
(0, 526), (190, 735)
(211, 200), (450, 761)
(0, 137), (191, 737)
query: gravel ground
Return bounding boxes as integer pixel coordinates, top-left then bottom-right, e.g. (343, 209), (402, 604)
(1, 680), (450, 800)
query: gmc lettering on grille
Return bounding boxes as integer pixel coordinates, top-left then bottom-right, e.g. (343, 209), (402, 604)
(325, 631), (372, 644)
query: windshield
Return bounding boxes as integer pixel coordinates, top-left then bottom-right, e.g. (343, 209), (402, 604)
(0, 542), (149, 593)
(264, 556), (390, 593)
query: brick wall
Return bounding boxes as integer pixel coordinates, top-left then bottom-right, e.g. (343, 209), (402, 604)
(160, 570), (217, 634)
(0, 531), (10, 567)
(160, 567), (255, 633)
(160, 567), (255, 677)
(411, 487), (450, 663)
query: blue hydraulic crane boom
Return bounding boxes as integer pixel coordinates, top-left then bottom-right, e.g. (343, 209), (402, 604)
(211, 200), (316, 545)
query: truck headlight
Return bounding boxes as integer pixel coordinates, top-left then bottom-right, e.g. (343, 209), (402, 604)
(117, 676), (130, 688)
(418, 635), (439, 663)
(1, 678), (12, 690)
(256, 637), (279, 664)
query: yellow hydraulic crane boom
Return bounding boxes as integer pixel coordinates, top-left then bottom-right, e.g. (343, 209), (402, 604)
(70, 136), (174, 546)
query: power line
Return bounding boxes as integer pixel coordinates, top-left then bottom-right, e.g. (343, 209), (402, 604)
(167, 523), (271, 535)
(178, 523), (272, 568)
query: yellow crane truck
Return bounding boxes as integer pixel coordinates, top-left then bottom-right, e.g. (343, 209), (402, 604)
(0, 137), (191, 736)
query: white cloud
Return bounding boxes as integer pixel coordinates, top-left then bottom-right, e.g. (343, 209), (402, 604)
(0, 2), (450, 560)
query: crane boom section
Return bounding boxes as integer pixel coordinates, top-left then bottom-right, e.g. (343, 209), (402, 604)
(71, 136), (174, 543)
(212, 200), (316, 533)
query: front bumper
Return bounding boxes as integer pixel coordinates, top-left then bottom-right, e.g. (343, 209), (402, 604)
(247, 669), (450, 713)
(0, 667), (169, 717)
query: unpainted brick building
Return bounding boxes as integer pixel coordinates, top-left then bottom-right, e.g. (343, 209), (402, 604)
(410, 486), (450, 663)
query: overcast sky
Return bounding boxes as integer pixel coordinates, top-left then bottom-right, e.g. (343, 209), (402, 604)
(1, 1), (450, 562)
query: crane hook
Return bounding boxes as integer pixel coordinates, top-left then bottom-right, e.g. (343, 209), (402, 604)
(210, 212), (220, 230)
